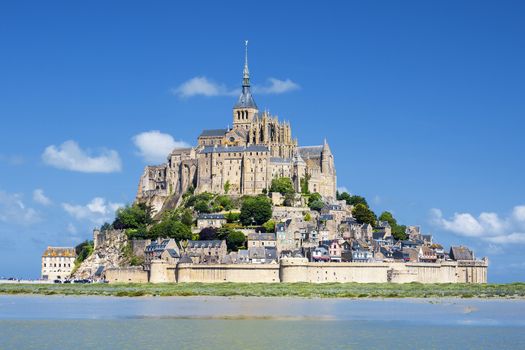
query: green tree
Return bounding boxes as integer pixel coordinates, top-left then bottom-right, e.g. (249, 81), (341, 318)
(309, 200), (325, 212)
(270, 177), (295, 195)
(304, 212), (312, 221)
(225, 211), (241, 223)
(226, 230), (246, 251)
(347, 195), (368, 207)
(379, 211), (407, 240)
(283, 192), (296, 206)
(180, 209), (194, 227)
(75, 240), (94, 264)
(300, 174), (311, 194)
(199, 227), (218, 240)
(194, 200), (211, 213)
(240, 195), (272, 226)
(148, 219), (192, 241)
(337, 191), (352, 203)
(262, 219), (276, 233)
(379, 211), (397, 228)
(393, 225), (407, 241)
(224, 180), (231, 194)
(100, 222), (113, 231)
(113, 203), (153, 230)
(215, 195), (233, 211)
(352, 203), (376, 225)
(308, 192), (324, 211)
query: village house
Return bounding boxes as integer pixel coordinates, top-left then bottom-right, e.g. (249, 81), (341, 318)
(196, 213), (227, 229)
(449, 246), (474, 261)
(186, 240), (227, 263)
(418, 246), (437, 263)
(144, 239), (180, 269)
(41, 246), (76, 281)
(406, 225), (422, 241)
(375, 221), (392, 238)
(328, 240), (343, 262)
(247, 232), (276, 248)
(312, 246), (330, 262)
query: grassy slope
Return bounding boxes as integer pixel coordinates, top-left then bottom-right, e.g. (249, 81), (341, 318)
(1, 282), (525, 298)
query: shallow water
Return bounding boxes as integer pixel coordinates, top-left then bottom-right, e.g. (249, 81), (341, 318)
(1, 296), (524, 349)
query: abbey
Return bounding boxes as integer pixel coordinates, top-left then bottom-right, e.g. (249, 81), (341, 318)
(137, 45), (336, 213)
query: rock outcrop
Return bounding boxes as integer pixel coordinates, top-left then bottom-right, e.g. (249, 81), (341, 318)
(72, 230), (129, 279)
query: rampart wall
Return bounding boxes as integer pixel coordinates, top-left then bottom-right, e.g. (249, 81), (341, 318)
(109, 259), (488, 284)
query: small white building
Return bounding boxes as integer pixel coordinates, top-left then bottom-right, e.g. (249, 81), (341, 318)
(41, 246), (76, 280)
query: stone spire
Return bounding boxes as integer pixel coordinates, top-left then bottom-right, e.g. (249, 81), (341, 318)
(243, 40), (250, 87)
(234, 40), (257, 109)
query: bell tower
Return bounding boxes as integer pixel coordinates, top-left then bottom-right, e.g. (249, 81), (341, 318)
(233, 41), (258, 130)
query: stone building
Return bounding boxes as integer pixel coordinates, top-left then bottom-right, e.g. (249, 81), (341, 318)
(247, 232), (276, 248)
(185, 240), (227, 264)
(136, 43), (337, 214)
(196, 213), (226, 230)
(41, 247), (76, 281)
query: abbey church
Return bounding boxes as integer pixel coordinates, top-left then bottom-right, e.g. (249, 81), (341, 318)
(137, 45), (337, 213)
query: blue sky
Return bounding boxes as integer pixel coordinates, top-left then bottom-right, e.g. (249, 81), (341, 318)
(0, 1), (524, 282)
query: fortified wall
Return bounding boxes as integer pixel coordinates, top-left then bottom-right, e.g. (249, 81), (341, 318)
(105, 258), (488, 284)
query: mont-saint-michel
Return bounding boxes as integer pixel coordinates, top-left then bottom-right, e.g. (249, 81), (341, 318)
(33, 44), (489, 286)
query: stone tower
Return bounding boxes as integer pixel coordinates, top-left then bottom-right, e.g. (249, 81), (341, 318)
(232, 41), (258, 130)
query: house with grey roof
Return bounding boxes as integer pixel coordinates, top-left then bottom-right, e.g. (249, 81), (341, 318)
(248, 232), (276, 248)
(449, 246), (474, 261)
(197, 213), (226, 229)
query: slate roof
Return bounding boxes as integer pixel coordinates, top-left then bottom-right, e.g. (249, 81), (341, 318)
(94, 265), (105, 277)
(249, 247), (266, 259)
(373, 231), (385, 240)
(270, 157), (292, 164)
(450, 246), (474, 261)
(199, 129), (228, 137)
(187, 240), (224, 248)
(265, 247), (278, 260)
(248, 232), (276, 241)
(234, 86), (257, 109)
(165, 249), (180, 258)
(298, 145), (323, 158)
(200, 145), (269, 154)
(197, 213), (226, 220)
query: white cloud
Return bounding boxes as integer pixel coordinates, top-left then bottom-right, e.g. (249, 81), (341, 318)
(33, 189), (52, 206)
(0, 190), (40, 225)
(172, 76), (300, 98)
(42, 140), (122, 173)
(62, 197), (123, 225)
(254, 78), (300, 94)
(172, 77), (238, 98)
(430, 205), (525, 244)
(132, 131), (190, 163)
(513, 205), (525, 224)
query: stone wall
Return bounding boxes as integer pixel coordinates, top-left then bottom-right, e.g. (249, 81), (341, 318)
(108, 259), (488, 284)
(130, 239), (151, 258)
(176, 263), (280, 283)
(105, 267), (148, 283)
(279, 259), (488, 284)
